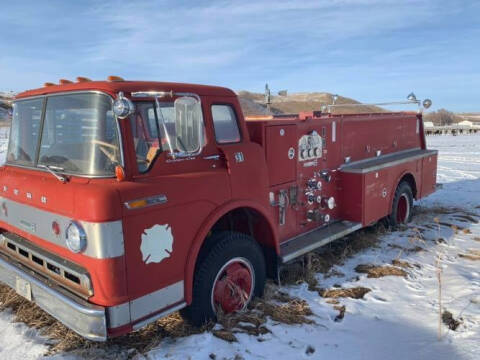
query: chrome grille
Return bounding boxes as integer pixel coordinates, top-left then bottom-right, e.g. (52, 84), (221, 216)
(0, 232), (93, 298)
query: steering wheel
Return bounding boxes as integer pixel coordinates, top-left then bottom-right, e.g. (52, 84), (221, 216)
(90, 139), (119, 163)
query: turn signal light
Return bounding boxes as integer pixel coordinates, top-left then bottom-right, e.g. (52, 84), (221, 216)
(51, 221), (60, 236)
(115, 165), (125, 182)
(108, 75), (125, 82)
(127, 199), (148, 209)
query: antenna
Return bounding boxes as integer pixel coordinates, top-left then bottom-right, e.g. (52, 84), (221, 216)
(265, 83), (271, 113)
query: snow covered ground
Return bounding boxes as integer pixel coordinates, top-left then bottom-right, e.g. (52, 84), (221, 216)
(0, 135), (479, 360)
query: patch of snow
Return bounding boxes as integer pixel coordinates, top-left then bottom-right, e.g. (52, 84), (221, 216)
(0, 310), (48, 359)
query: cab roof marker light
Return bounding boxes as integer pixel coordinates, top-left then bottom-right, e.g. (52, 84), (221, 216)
(108, 75), (125, 82)
(76, 77), (92, 83)
(44, 82), (55, 87)
(59, 79), (73, 85)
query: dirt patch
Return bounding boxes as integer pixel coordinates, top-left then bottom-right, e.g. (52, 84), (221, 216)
(442, 310), (462, 331)
(319, 287), (371, 299)
(458, 249), (480, 261)
(355, 264), (407, 278)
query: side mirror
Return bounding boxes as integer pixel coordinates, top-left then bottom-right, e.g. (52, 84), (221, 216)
(174, 96), (204, 154)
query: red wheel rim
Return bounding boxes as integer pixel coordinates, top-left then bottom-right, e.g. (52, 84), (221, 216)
(396, 194), (409, 223)
(211, 258), (254, 314)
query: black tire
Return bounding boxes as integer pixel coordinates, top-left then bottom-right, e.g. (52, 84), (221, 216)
(388, 181), (413, 227)
(181, 232), (266, 326)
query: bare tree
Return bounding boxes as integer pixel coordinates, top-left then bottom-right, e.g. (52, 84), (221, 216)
(424, 109), (459, 126)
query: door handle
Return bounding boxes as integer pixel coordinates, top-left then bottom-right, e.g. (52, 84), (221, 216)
(203, 154), (221, 160)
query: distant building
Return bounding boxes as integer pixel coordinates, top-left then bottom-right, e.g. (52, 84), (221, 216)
(458, 120), (473, 128)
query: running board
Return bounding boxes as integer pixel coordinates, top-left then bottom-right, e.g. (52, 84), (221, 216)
(280, 221), (362, 263)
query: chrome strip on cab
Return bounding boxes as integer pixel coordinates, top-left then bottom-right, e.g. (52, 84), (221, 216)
(0, 196), (124, 259)
(106, 280), (185, 329)
(130, 281), (184, 321)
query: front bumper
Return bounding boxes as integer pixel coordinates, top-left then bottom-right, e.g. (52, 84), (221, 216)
(0, 252), (107, 341)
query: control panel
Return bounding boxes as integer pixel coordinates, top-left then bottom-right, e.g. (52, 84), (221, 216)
(302, 170), (335, 225)
(298, 130), (323, 161)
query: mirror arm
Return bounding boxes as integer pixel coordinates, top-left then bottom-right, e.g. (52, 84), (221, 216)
(154, 96), (176, 159)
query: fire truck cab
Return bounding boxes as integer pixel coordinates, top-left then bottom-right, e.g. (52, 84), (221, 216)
(0, 78), (437, 340)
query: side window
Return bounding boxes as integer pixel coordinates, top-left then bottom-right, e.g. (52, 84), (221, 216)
(211, 105), (241, 143)
(130, 103), (162, 173)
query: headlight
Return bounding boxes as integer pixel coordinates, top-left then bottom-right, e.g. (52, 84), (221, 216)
(65, 221), (87, 253)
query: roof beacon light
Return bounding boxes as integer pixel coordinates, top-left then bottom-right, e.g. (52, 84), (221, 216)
(422, 99), (432, 109)
(108, 75), (125, 82)
(407, 92), (417, 102)
(59, 79), (73, 85)
(113, 92), (135, 119)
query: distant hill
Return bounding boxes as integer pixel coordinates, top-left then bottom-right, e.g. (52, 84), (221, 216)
(237, 91), (383, 116)
(457, 113), (480, 123)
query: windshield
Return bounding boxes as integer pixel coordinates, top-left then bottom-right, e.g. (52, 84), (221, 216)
(7, 93), (121, 176)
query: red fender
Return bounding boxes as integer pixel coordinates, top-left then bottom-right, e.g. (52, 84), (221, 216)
(183, 199), (279, 303)
(388, 170), (420, 211)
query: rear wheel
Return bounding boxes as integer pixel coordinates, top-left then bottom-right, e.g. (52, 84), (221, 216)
(182, 232), (266, 326)
(388, 181), (413, 227)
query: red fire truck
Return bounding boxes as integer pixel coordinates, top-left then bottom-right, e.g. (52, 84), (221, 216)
(0, 77), (437, 340)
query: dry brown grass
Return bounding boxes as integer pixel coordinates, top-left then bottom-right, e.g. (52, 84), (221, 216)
(0, 280), (316, 357)
(319, 287), (371, 300)
(280, 225), (383, 289)
(0, 283), (211, 358)
(354, 264), (407, 278)
(458, 249), (480, 261)
(391, 259), (415, 269)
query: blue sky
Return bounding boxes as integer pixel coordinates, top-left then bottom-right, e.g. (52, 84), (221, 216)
(1, 0), (479, 111)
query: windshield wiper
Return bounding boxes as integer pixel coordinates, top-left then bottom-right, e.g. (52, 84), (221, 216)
(38, 164), (67, 183)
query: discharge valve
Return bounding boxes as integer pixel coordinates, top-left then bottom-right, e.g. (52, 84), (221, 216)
(307, 178), (319, 190)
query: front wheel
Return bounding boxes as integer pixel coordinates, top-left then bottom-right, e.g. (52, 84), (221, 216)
(182, 232), (266, 326)
(388, 181), (413, 227)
